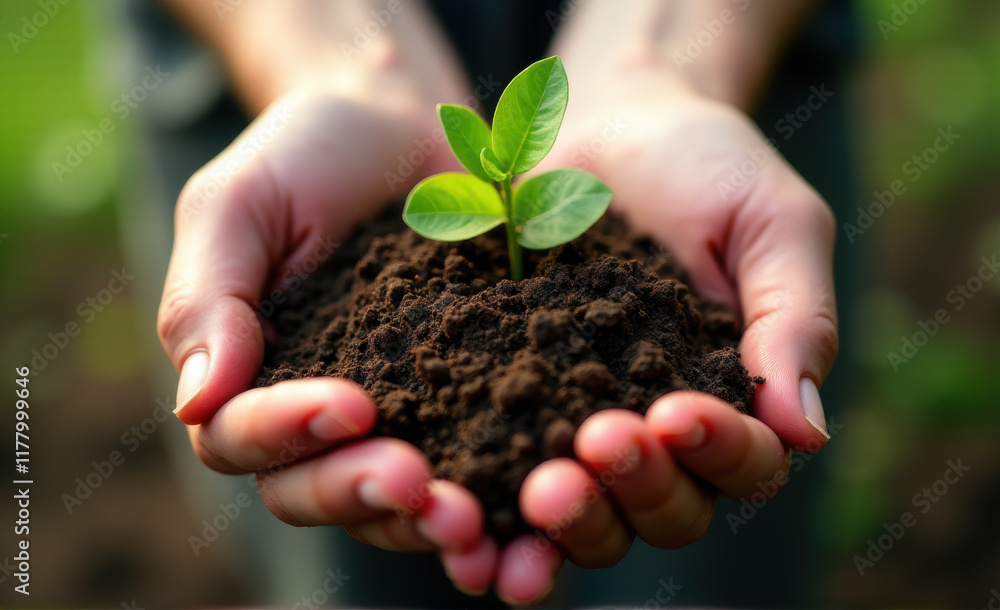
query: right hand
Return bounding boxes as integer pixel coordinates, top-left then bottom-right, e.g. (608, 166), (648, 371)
(156, 85), (500, 591)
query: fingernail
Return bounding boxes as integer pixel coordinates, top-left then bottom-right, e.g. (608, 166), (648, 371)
(675, 421), (707, 450)
(415, 518), (436, 543)
(451, 582), (487, 597)
(357, 478), (392, 511)
(799, 377), (830, 440)
(615, 442), (642, 474)
(308, 409), (361, 441)
(499, 583), (556, 608)
(440, 559), (487, 597)
(450, 579), (487, 598)
(175, 351), (209, 414)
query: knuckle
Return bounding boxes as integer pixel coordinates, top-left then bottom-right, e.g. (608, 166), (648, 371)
(175, 166), (236, 225)
(156, 285), (194, 349)
(191, 434), (241, 474)
(813, 198), (837, 235)
(256, 471), (306, 527)
(810, 310), (840, 375)
(649, 493), (715, 549)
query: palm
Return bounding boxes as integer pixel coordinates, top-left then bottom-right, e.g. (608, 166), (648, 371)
(545, 93), (782, 310)
(235, 92), (461, 262)
(498, 86), (836, 599)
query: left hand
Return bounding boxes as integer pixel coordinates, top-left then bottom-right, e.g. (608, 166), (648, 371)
(472, 67), (838, 605)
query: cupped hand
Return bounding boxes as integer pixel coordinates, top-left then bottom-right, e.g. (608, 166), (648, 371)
(494, 69), (838, 603)
(156, 85), (499, 591)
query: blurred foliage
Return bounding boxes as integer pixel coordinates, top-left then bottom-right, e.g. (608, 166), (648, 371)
(849, 0), (1000, 422)
(820, 2), (1000, 601)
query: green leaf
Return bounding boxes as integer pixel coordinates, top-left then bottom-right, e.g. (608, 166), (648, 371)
(403, 173), (506, 241)
(492, 56), (569, 175)
(437, 104), (494, 182)
(512, 168), (612, 249)
(479, 147), (508, 182)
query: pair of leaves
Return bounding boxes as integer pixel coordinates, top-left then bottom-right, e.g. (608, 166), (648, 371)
(403, 168), (612, 249)
(404, 56), (611, 252)
(438, 56), (568, 180)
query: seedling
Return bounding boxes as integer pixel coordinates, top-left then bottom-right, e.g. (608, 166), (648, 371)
(402, 56), (612, 281)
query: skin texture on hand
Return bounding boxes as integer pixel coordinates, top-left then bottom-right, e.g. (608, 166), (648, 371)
(156, 68), (836, 610)
(156, 84), (504, 589)
(156, 1), (835, 604)
(485, 48), (839, 602)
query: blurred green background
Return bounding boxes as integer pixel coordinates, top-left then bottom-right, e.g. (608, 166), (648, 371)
(1, 0), (998, 607)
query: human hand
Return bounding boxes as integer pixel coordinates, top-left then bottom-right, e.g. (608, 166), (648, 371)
(156, 82), (507, 590)
(491, 67), (837, 603)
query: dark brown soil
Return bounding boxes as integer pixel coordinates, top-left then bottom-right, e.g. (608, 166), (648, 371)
(255, 211), (758, 542)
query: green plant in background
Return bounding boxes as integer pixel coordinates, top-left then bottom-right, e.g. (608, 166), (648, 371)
(402, 56), (612, 281)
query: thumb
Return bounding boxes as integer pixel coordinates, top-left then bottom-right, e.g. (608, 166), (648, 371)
(730, 181), (839, 452)
(157, 159), (282, 426)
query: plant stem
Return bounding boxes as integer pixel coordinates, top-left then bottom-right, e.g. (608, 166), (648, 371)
(500, 177), (522, 281)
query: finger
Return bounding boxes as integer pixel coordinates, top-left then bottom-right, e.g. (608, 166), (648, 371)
(647, 391), (790, 500)
(495, 534), (563, 606)
(574, 409), (715, 549)
(157, 99), (347, 426)
(519, 458), (632, 569)
(440, 535), (498, 597)
(188, 378), (376, 474)
(255, 437), (433, 528)
(619, 134), (837, 452)
(730, 175), (838, 451)
(341, 514), (436, 552)
(413, 479), (484, 551)
(157, 148), (281, 426)
(340, 480), (483, 554)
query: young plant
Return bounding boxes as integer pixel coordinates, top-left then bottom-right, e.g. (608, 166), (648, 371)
(402, 56), (612, 281)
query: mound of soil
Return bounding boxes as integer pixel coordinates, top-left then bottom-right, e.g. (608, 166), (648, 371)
(255, 212), (758, 541)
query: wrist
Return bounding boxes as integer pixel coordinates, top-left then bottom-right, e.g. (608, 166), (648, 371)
(551, 0), (816, 113)
(216, 2), (468, 117)
(222, 22), (403, 114)
(604, 28), (765, 113)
